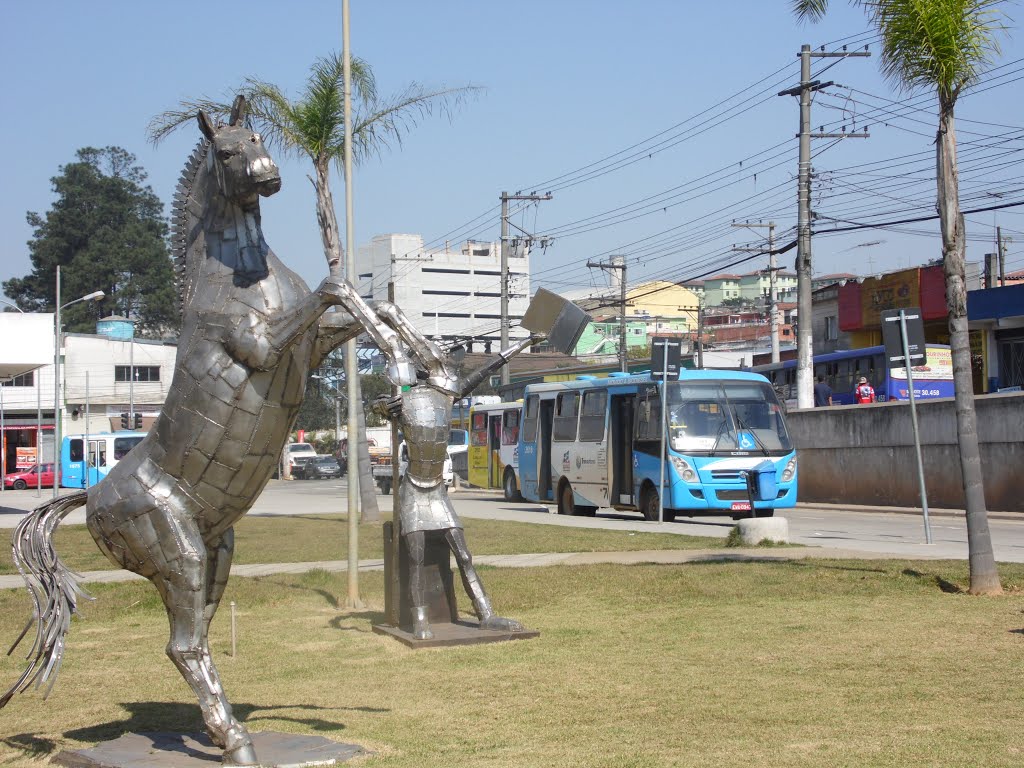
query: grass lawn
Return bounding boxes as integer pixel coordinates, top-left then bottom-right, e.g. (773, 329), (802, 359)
(0, 514), (727, 576)
(1, 558), (1022, 767)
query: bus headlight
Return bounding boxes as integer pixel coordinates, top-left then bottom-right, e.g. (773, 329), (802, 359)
(669, 456), (697, 482)
(781, 457), (797, 482)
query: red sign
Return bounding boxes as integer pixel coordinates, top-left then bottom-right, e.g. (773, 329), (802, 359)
(731, 501), (752, 511)
(297, 429), (305, 443)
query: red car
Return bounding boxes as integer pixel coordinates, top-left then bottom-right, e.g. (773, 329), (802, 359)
(4, 463), (58, 490)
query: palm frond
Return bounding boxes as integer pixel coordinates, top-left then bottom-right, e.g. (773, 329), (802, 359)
(871, 0), (1006, 101)
(792, 0), (831, 22)
(330, 83), (484, 171)
(148, 97), (234, 145)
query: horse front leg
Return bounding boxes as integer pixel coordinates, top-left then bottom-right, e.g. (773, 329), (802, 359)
(315, 280), (418, 385)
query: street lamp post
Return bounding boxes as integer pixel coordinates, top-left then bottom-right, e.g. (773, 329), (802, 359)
(53, 265), (105, 497)
(0, 298), (25, 313)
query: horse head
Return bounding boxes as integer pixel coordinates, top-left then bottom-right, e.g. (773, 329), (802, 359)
(198, 95), (281, 210)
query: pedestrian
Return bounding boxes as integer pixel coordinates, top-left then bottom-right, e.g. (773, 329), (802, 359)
(854, 376), (876, 404)
(813, 374), (833, 406)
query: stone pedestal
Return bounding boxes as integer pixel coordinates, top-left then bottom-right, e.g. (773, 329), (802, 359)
(53, 731), (365, 768)
(375, 522), (539, 649)
(736, 516), (790, 545)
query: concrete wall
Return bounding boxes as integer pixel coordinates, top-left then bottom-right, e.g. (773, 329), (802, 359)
(787, 391), (1024, 512)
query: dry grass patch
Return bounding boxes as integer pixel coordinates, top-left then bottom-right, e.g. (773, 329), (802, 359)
(1, 559), (1022, 767)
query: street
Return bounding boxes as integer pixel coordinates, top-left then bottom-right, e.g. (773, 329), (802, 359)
(3, 479), (1023, 562)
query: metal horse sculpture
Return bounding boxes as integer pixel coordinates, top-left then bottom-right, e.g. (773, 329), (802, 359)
(0, 97), (392, 766)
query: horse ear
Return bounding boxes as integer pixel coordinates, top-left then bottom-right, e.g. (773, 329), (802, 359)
(229, 95), (247, 127)
(197, 110), (216, 140)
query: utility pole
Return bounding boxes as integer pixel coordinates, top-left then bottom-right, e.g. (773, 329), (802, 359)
(779, 43), (869, 408)
(997, 226), (1008, 286)
(500, 191), (552, 385)
(697, 297), (705, 369)
(732, 220), (779, 363)
(587, 255), (628, 372)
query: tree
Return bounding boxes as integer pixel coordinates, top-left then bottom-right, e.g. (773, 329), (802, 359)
(4, 147), (178, 337)
(151, 53), (477, 523)
(793, 0), (1006, 594)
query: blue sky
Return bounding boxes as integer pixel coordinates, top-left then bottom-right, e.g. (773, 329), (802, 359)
(2, 1), (1022, 306)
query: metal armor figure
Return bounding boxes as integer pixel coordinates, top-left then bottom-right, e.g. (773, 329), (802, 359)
(371, 302), (538, 639)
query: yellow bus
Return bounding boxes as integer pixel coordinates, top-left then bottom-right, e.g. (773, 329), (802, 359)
(467, 401), (523, 500)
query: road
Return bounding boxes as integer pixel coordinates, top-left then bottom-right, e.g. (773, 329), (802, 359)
(2, 480), (1023, 562)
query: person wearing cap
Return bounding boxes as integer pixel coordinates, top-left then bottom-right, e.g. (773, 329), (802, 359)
(854, 376), (876, 404)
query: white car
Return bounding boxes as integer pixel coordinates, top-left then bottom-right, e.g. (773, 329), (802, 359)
(285, 443), (318, 473)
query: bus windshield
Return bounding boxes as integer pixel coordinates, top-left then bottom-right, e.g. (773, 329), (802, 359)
(666, 381), (793, 455)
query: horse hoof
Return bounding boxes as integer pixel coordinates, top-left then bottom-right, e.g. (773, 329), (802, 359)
(221, 727), (258, 766)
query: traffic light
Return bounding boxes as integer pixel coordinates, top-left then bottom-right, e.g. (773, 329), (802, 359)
(133, 412), (143, 430)
(120, 412), (130, 429)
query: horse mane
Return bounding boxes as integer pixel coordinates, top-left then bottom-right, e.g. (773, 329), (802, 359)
(170, 138), (211, 316)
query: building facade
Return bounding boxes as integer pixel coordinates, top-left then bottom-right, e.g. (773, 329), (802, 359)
(0, 313), (177, 470)
(354, 234), (531, 351)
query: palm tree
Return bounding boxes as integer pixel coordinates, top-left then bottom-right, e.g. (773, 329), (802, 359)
(151, 53), (478, 522)
(792, 0), (1006, 594)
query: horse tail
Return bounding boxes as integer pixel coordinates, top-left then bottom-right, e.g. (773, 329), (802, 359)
(1, 490), (91, 708)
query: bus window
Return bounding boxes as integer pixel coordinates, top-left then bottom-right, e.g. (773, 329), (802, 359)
(522, 396), (539, 443)
(114, 436), (143, 460)
(471, 412), (488, 447)
(636, 386), (662, 442)
(578, 390), (607, 442)
(69, 439), (84, 462)
(552, 392), (579, 442)
(501, 409), (520, 446)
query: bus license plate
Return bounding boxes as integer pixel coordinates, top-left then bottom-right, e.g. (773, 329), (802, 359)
(731, 501), (752, 511)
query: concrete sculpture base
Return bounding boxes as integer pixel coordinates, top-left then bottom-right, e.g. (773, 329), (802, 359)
(736, 516), (790, 545)
(373, 617), (540, 649)
(53, 731), (365, 768)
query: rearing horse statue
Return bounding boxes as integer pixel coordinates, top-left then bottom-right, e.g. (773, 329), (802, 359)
(0, 96), (392, 766)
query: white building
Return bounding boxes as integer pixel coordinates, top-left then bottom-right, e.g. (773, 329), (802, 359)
(0, 313), (177, 467)
(354, 234), (531, 352)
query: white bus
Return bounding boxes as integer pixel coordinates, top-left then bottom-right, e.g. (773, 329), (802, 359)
(467, 401), (523, 500)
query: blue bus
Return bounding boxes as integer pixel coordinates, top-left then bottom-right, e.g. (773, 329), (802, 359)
(60, 431), (146, 488)
(517, 370), (797, 520)
(752, 344), (955, 406)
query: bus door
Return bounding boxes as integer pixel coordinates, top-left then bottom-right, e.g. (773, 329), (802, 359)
(609, 394), (635, 506)
(87, 439), (108, 487)
(538, 398), (555, 501)
(488, 413), (502, 487)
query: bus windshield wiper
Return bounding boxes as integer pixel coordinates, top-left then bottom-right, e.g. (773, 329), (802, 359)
(731, 413), (770, 456)
(709, 414), (733, 455)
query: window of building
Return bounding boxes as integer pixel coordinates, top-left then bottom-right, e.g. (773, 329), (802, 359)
(824, 315), (838, 341)
(552, 392), (579, 442)
(423, 290), (472, 296)
(474, 270), (501, 276)
(1, 372), (34, 387)
(115, 366), (161, 383)
(422, 267), (471, 274)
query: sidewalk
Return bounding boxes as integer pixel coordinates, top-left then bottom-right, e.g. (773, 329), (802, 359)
(0, 545), (946, 591)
